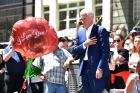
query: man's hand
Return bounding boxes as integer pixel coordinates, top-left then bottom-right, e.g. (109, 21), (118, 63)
(83, 37), (97, 47)
(63, 61), (70, 69)
(75, 21), (83, 31)
(63, 58), (74, 70)
(39, 74), (47, 81)
(96, 68), (103, 79)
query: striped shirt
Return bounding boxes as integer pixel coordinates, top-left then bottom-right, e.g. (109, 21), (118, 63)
(33, 47), (72, 84)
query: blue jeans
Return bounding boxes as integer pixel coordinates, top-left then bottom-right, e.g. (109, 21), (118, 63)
(44, 81), (66, 93)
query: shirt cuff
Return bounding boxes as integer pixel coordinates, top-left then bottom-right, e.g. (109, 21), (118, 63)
(83, 43), (86, 49)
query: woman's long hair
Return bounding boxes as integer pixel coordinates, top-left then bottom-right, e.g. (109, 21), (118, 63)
(136, 60), (140, 75)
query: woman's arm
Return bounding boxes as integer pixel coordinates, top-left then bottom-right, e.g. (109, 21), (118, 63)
(124, 75), (134, 93)
(3, 47), (14, 62)
(128, 62), (136, 72)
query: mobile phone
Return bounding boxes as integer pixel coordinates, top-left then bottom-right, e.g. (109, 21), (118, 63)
(79, 21), (83, 25)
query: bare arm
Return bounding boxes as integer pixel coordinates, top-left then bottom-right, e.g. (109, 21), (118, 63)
(3, 48), (14, 62)
(124, 75), (134, 93)
(112, 46), (125, 63)
(63, 56), (74, 70)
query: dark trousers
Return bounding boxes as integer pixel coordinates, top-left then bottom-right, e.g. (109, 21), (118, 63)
(111, 76), (125, 89)
(81, 61), (105, 93)
(0, 73), (4, 93)
(105, 75), (111, 92)
(30, 82), (44, 93)
(4, 73), (24, 93)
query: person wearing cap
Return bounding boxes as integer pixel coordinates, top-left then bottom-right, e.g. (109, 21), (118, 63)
(129, 30), (138, 41)
(130, 30), (138, 35)
(33, 43), (74, 93)
(125, 30), (138, 51)
(58, 37), (67, 49)
(58, 36), (72, 50)
(63, 36), (71, 49)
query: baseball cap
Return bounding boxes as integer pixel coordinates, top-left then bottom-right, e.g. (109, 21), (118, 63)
(64, 36), (71, 41)
(129, 30), (137, 35)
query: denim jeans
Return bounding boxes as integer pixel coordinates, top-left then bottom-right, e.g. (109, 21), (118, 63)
(44, 81), (66, 93)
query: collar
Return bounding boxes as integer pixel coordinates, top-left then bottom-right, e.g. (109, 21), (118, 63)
(87, 24), (93, 32)
(86, 24), (93, 38)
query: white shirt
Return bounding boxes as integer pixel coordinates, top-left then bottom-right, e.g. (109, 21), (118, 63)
(33, 48), (72, 84)
(129, 52), (140, 66)
(83, 24), (94, 60)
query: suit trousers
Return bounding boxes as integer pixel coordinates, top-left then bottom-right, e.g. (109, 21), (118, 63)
(81, 61), (105, 93)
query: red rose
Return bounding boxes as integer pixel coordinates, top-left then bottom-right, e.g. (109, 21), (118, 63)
(11, 17), (58, 58)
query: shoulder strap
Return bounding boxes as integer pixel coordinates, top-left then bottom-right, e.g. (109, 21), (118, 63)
(16, 52), (24, 62)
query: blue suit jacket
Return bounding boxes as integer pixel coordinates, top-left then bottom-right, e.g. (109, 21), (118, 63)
(72, 24), (110, 77)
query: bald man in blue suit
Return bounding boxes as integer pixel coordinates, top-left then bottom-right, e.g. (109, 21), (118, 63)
(72, 9), (110, 93)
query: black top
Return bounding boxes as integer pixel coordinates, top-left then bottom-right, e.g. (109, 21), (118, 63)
(0, 54), (4, 69)
(111, 49), (129, 74)
(5, 52), (26, 75)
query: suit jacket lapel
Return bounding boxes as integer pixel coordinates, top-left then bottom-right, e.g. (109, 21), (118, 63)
(89, 24), (98, 38)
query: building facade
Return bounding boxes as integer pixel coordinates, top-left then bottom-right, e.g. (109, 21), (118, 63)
(133, 0), (140, 33)
(0, 0), (140, 42)
(35, 0), (103, 38)
(0, 0), (35, 42)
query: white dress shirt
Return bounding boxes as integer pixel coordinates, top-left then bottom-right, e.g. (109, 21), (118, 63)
(83, 24), (93, 60)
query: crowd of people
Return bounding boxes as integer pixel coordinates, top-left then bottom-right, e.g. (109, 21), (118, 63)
(106, 24), (140, 93)
(0, 8), (140, 93)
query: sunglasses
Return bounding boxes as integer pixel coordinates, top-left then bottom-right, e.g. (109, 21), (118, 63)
(125, 43), (130, 45)
(114, 40), (121, 43)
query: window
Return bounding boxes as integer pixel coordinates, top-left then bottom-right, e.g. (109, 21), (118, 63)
(69, 20), (76, 28)
(59, 11), (66, 20)
(58, 1), (85, 30)
(44, 6), (49, 21)
(95, 0), (102, 24)
(59, 4), (67, 9)
(59, 21), (66, 30)
(133, 0), (140, 20)
(44, 14), (49, 21)
(69, 10), (77, 18)
(69, 3), (77, 8)
(0, 0), (22, 5)
(95, 6), (102, 16)
(95, 0), (102, 4)
(44, 7), (49, 11)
